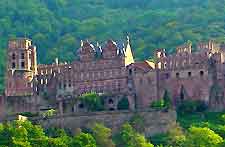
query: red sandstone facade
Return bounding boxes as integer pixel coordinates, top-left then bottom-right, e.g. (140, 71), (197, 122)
(130, 41), (225, 111)
(1, 38), (225, 117)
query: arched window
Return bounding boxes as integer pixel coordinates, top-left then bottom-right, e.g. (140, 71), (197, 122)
(12, 53), (16, 60)
(188, 72), (192, 77)
(21, 53), (25, 59)
(21, 62), (25, 68)
(68, 80), (72, 87)
(129, 69), (132, 75)
(200, 71), (204, 76)
(12, 62), (16, 69)
(78, 103), (84, 109)
(108, 99), (114, 104)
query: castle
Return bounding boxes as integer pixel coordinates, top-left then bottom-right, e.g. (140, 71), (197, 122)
(0, 38), (225, 117)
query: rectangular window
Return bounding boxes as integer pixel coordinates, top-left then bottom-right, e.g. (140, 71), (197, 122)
(12, 62), (16, 69)
(21, 62), (25, 68)
(188, 72), (192, 77)
(12, 53), (16, 60)
(21, 53), (25, 59)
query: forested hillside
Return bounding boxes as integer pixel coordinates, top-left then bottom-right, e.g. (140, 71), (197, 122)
(0, 0), (225, 91)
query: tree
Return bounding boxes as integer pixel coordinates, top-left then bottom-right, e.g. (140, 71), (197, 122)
(184, 127), (223, 147)
(114, 123), (154, 147)
(163, 90), (172, 110)
(167, 123), (186, 147)
(117, 97), (130, 110)
(71, 132), (96, 147)
(90, 123), (115, 147)
(79, 92), (104, 111)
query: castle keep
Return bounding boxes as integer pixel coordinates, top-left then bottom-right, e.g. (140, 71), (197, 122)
(1, 38), (225, 117)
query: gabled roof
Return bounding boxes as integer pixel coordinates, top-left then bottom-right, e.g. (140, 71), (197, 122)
(132, 60), (155, 72)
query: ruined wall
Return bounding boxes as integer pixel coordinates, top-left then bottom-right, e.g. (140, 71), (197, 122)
(133, 71), (158, 109)
(158, 68), (213, 103)
(32, 110), (176, 137)
(5, 96), (39, 115)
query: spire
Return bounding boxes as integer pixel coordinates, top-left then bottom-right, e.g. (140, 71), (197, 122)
(55, 58), (59, 65)
(127, 36), (130, 44)
(125, 36), (134, 66)
(80, 40), (83, 47)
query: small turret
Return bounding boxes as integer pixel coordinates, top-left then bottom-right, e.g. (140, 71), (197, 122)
(125, 36), (134, 66)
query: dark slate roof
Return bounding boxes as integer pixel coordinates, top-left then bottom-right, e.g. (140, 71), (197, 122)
(116, 41), (125, 56)
(94, 42), (103, 58)
(77, 39), (127, 58)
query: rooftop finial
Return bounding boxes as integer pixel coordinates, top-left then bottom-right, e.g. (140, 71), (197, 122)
(81, 40), (83, 47)
(127, 36), (130, 44)
(55, 58), (59, 65)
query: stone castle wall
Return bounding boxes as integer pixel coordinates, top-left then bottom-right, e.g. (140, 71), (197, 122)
(32, 110), (176, 137)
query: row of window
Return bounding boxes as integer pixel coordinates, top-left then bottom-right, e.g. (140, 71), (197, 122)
(12, 53), (25, 60)
(79, 86), (122, 94)
(11, 62), (25, 69)
(58, 80), (124, 90)
(158, 60), (204, 69)
(175, 71), (204, 78)
(55, 70), (125, 82)
(138, 71), (205, 84)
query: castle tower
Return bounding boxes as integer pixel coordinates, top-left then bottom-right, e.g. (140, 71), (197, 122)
(77, 40), (96, 61)
(5, 38), (37, 96)
(125, 36), (134, 66)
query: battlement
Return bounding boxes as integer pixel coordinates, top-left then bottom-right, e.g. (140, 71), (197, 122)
(176, 43), (192, 54)
(8, 38), (32, 50)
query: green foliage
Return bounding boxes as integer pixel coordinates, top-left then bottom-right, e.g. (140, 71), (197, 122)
(71, 132), (96, 147)
(18, 112), (39, 117)
(150, 133), (169, 147)
(117, 97), (129, 110)
(114, 123), (154, 147)
(184, 127), (223, 147)
(129, 114), (145, 133)
(163, 90), (172, 110)
(41, 109), (56, 118)
(177, 100), (208, 114)
(90, 123), (115, 147)
(0, 120), (99, 147)
(0, 120), (47, 147)
(166, 123), (186, 147)
(79, 92), (104, 111)
(150, 99), (165, 110)
(150, 90), (172, 110)
(1, 0), (225, 89)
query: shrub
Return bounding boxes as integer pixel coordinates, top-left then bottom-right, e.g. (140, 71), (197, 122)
(150, 90), (172, 111)
(177, 100), (208, 114)
(163, 90), (172, 110)
(18, 112), (39, 117)
(150, 99), (165, 110)
(117, 97), (129, 110)
(129, 114), (145, 133)
(79, 92), (104, 111)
